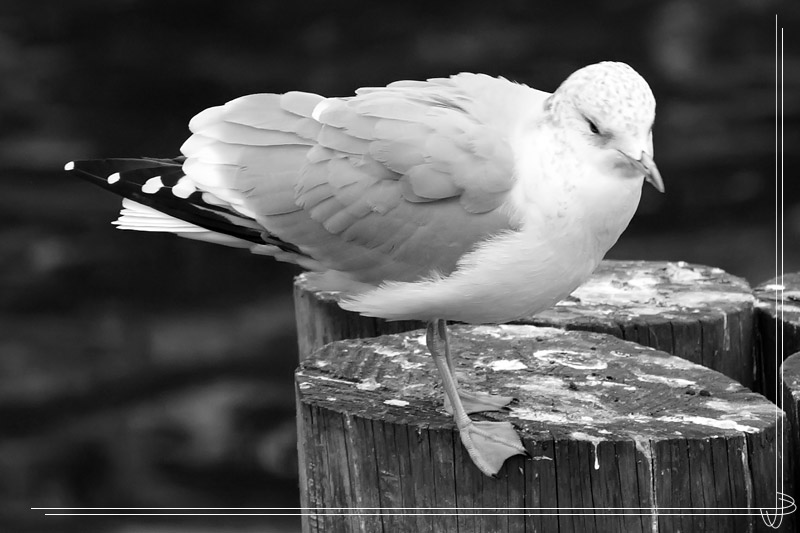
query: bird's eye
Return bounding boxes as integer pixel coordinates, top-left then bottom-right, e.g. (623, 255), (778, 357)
(587, 119), (599, 134)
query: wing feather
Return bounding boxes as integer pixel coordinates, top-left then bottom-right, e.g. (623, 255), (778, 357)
(279, 91), (325, 117)
(406, 165), (461, 199)
(317, 126), (371, 154)
(171, 73), (543, 285)
(191, 121), (306, 147)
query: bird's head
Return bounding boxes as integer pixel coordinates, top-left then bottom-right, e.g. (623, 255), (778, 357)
(546, 61), (664, 193)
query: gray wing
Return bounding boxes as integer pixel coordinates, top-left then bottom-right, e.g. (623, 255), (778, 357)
(180, 73), (545, 284)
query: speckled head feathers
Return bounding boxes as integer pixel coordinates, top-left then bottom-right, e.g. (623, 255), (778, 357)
(551, 61), (655, 136)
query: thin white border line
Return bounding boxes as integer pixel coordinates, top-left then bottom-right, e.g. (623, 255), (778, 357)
(34, 512), (788, 517)
(32, 498), (798, 517)
(32, 496), (800, 515)
(778, 16), (785, 512)
(774, 11), (781, 512)
(29, 491), (796, 514)
(30, 505), (795, 511)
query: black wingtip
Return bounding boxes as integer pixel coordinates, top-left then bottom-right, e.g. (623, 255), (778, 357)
(65, 157), (303, 256)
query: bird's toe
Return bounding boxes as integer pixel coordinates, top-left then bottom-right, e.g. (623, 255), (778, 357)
(459, 420), (527, 476)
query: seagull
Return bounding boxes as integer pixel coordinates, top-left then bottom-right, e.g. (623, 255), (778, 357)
(66, 61), (663, 477)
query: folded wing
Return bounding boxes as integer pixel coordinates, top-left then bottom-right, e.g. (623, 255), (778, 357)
(180, 74), (539, 286)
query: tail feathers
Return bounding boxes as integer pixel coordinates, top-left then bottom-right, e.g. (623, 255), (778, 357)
(115, 198), (208, 232)
(115, 198), (253, 249)
(66, 157), (303, 256)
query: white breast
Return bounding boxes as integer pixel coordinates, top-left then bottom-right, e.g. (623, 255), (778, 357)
(340, 115), (645, 324)
(340, 219), (604, 323)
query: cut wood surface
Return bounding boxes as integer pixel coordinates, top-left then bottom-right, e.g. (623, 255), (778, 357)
(755, 273), (800, 402)
(294, 260), (756, 389)
(522, 260), (755, 389)
(296, 325), (787, 533)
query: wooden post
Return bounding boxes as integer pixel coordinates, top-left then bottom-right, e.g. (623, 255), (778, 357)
(522, 260), (756, 389)
(781, 352), (800, 514)
(293, 274), (423, 361)
(754, 273), (800, 402)
(296, 325), (788, 533)
(294, 260), (756, 389)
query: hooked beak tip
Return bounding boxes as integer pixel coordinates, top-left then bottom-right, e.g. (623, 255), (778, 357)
(623, 151), (664, 193)
(641, 152), (665, 193)
(647, 173), (665, 193)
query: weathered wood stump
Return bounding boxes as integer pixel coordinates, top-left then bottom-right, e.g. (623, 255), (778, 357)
(294, 261), (756, 389)
(296, 325), (786, 533)
(522, 260), (755, 389)
(293, 274), (423, 361)
(754, 274), (800, 402)
(780, 352), (800, 516)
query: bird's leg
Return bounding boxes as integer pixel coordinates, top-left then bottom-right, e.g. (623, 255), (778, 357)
(426, 321), (527, 477)
(438, 319), (457, 381)
(437, 319), (516, 415)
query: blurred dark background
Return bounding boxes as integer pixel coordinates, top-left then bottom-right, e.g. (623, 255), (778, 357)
(1, 1), (798, 532)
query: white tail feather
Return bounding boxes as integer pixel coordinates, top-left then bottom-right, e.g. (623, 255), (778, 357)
(113, 198), (253, 248)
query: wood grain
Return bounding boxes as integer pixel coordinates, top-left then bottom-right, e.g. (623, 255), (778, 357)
(780, 352), (800, 524)
(754, 273), (800, 402)
(296, 325), (787, 532)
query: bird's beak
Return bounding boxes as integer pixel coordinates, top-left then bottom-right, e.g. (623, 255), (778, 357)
(621, 151), (664, 193)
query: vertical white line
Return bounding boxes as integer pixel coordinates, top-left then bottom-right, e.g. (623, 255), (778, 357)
(779, 24), (784, 502)
(774, 13), (780, 506)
